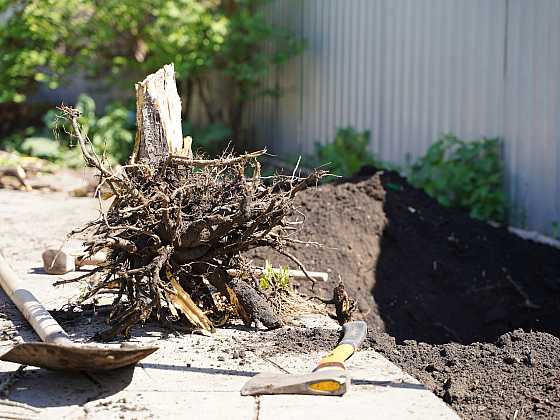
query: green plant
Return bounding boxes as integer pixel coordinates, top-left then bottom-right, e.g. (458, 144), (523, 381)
(216, 1), (304, 146)
(1, 0), (303, 148)
(551, 222), (560, 240)
(46, 94), (136, 165)
(0, 92), (239, 165)
(19, 136), (60, 159)
(313, 128), (381, 177)
(259, 260), (290, 290)
(183, 121), (232, 157)
(408, 134), (507, 222)
(0, 0), (81, 102)
(1, 94), (135, 165)
(90, 103), (136, 164)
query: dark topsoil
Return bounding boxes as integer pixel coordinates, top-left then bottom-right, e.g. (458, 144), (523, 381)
(249, 168), (560, 420)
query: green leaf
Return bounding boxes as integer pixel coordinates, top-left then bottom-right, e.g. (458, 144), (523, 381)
(410, 134), (507, 222)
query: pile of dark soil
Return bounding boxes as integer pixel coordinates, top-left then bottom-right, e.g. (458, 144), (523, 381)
(369, 328), (560, 420)
(249, 168), (560, 419)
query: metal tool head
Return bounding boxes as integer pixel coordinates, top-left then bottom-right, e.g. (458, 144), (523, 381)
(0, 342), (158, 371)
(241, 369), (350, 396)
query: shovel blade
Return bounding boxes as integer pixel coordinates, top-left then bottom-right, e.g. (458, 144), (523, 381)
(0, 342), (158, 371)
(241, 369), (350, 396)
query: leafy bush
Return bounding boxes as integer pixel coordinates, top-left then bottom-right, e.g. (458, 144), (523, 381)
(313, 128), (383, 177)
(1, 94), (135, 165)
(1, 0), (303, 147)
(0, 0), (80, 102)
(19, 137), (60, 159)
(44, 94), (136, 165)
(183, 122), (232, 158)
(408, 134), (507, 222)
(1, 93), (236, 165)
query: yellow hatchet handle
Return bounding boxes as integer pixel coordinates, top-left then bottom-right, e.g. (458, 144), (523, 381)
(314, 320), (368, 371)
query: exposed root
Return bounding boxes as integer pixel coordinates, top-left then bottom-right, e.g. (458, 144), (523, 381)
(59, 106), (326, 339)
(311, 280), (356, 325)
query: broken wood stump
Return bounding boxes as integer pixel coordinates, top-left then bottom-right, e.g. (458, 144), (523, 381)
(61, 63), (325, 338)
(132, 63), (192, 165)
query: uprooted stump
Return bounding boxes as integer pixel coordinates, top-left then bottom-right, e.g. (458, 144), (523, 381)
(58, 64), (325, 340)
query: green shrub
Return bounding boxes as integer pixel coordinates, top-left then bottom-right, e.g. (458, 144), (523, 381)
(312, 127), (391, 177)
(1, 93), (236, 165)
(46, 94), (136, 165)
(183, 122), (232, 158)
(408, 134), (507, 222)
(19, 137), (60, 159)
(1, 0), (303, 147)
(0, 0), (80, 103)
(0, 94), (135, 165)
(90, 103), (136, 164)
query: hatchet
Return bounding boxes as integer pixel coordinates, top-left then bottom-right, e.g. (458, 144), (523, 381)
(241, 320), (367, 396)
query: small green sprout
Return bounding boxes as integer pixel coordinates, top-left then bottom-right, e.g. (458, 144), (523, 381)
(259, 260), (290, 290)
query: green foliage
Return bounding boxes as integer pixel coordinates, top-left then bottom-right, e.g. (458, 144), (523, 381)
(46, 94), (136, 165)
(0, 92), (238, 164)
(19, 136), (60, 159)
(0, 0), (303, 147)
(184, 122), (232, 157)
(220, 1), (304, 102)
(90, 103), (136, 164)
(551, 222), (560, 240)
(409, 134), (507, 222)
(80, 1), (228, 84)
(0, 0), (81, 102)
(0, 94), (135, 165)
(313, 128), (383, 177)
(259, 260), (290, 290)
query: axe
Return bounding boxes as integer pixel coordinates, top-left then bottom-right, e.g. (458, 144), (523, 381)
(241, 320), (367, 396)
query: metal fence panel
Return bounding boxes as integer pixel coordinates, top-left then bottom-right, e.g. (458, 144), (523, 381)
(247, 0), (560, 233)
(504, 0), (560, 231)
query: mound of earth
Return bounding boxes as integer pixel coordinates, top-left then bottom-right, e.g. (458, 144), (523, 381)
(249, 167), (560, 419)
(368, 328), (560, 420)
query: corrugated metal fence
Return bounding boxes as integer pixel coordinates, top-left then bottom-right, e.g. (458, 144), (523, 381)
(246, 0), (560, 234)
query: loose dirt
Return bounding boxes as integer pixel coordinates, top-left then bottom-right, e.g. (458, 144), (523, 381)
(369, 328), (560, 420)
(249, 167), (560, 419)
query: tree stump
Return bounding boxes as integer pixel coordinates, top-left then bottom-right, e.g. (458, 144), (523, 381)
(60, 63), (324, 338)
(132, 63), (192, 165)
(130, 64), (281, 330)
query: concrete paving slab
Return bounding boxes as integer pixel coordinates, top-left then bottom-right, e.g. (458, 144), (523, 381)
(0, 190), (460, 419)
(258, 349), (459, 420)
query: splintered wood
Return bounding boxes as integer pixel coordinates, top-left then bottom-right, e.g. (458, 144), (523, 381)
(133, 63), (192, 164)
(59, 64), (326, 340)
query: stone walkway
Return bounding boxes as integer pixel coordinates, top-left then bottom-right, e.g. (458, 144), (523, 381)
(0, 190), (459, 419)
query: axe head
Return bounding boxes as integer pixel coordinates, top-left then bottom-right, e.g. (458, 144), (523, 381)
(241, 369), (350, 396)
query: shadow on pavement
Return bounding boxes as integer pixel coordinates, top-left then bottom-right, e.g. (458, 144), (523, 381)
(140, 362), (257, 377)
(2, 365), (134, 409)
(351, 379), (425, 390)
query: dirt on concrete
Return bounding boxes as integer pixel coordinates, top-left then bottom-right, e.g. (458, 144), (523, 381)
(3, 166), (560, 419)
(249, 168), (560, 419)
